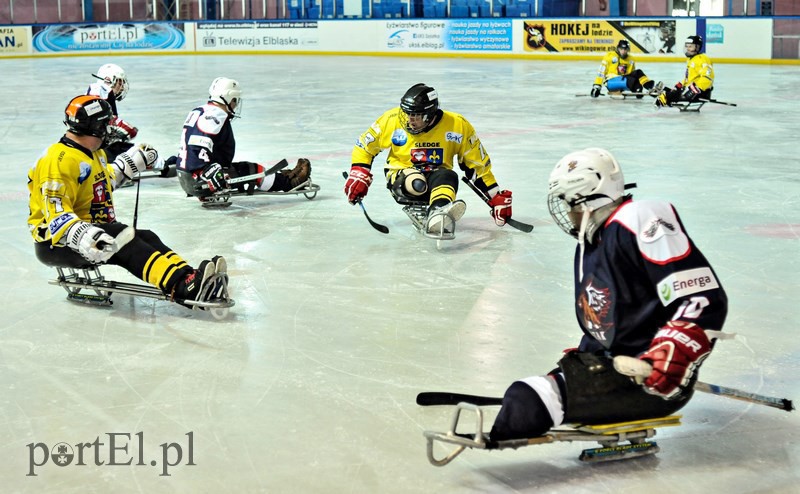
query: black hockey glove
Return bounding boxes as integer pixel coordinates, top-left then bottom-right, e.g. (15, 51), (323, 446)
(590, 84), (602, 98)
(200, 163), (229, 193)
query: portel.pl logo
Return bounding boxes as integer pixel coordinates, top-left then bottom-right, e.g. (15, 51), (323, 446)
(27, 432), (195, 477)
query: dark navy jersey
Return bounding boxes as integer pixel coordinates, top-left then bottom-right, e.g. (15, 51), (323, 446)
(575, 199), (728, 356)
(176, 103), (235, 174)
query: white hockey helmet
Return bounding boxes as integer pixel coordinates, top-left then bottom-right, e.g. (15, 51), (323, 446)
(94, 63), (129, 101)
(547, 148), (626, 240)
(208, 77), (243, 117)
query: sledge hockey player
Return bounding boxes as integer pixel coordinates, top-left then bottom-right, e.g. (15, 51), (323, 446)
(344, 83), (513, 236)
(86, 64), (138, 161)
(176, 77), (312, 202)
(489, 148), (728, 441)
(591, 40), (662, 98)
(656, 35), (715, 108)
(28, 95), (225, 309)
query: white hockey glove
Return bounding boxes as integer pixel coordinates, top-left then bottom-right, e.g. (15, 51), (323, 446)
(112, 143), (159, 183)
(65, 222), (116, 265)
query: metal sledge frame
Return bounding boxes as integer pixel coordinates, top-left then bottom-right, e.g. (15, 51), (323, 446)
(50, 265), (234, 320)
(671, 100), (706, 112)
(201, 178), (321, 208)
(423, 402), (681, 466)
(394, 195), (457, 242)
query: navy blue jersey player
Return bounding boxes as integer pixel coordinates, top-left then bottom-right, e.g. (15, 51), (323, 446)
(176, 77), (311, 200)
(490, 148), (728, 440)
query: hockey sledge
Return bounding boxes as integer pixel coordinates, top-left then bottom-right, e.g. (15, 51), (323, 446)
(666, 100), (706, 112)
(201, 178), (321, 208)
(574, 91), (649, 100)
(423, 401), (680, 466)
(397, 197), (466, 245)
(49, 265), (234, 320)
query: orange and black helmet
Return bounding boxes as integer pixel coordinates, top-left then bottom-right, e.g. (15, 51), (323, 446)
(63, 95), (112, 138)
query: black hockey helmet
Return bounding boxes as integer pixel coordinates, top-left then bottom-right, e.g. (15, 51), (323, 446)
(685, 35), (703, 56)
(64, 95), (113, 139)
(400, 83), (439, 134)
(615, 39), (630, 59)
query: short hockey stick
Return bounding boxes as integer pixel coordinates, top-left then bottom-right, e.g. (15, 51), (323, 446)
(613, 356), (794, 412)
(341, 171), (389, 234)
(201, 159), (289, 189)
(417, 392), (502, 407)
(698, 98), (738, 107)
(460, 177), (534, 233)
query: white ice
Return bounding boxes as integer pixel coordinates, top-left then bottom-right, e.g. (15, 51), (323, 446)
(1, 55), (798, 493)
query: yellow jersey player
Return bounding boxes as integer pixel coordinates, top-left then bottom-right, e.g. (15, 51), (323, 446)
(344, 83), (513, 235)
(591, 40), (662, 98)
(28, 95), (224, 308)
(656, 35), (715, 108)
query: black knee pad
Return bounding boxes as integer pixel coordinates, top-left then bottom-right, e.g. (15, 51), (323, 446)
(559, 352), (691, 425)
(490, 381), (554, 441)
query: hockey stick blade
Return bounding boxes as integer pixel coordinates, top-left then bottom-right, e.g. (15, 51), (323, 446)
(460, 177), (534, 233)
(358, 201), (389, 234)
(342, 171), (389, 234)
(613, 356), (794, 412)
(699, 98), (738, 107)
(416, 391), (503, 407)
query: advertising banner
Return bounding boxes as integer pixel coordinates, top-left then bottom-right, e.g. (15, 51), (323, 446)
(195, 22), (319, 51)
(0, 27), (31, 54)
(32, 24), (185, 52)
(522, 20), (676, 54)
(385, 19), (512, 52)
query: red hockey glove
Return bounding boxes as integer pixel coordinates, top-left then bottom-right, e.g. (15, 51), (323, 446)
(110, 117), (138, 140)
(344, 166), (373, 204)
(488, 190), (513, 226)
(639, 321), (712, 399)
(673, 82), (684, 91)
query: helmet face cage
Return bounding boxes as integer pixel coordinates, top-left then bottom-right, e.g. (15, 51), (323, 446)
(64, 95), (113, 139)
(208, 77), (243, 117)
(399, 83), (439, 134)
(547, 192), (580, 238)
(96, 64), (129, 101)
(616, 40), (630, 59)
(684, 35), (703, 56)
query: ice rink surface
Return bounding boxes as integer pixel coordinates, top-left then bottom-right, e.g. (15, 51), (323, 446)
(1, 54), (798, 493)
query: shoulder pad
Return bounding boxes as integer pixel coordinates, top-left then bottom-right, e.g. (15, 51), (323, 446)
(87, 82), (110, 100)
(196, 104), (230, 135)
(609, 200), (690, 265)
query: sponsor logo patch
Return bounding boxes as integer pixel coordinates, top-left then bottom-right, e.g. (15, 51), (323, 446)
(391, 129), (407, 146)
(657, 267), (719, 306)
(445, 132), (462, 143)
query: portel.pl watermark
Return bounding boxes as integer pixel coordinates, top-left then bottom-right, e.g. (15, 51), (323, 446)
(26, 432), (195, 477)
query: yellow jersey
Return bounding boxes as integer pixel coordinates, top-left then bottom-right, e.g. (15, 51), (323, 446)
(683, 53), (714, 91)
(351, 107), (499, 194)
(28, 137), (120, 245)
(593, 51), (638, 86)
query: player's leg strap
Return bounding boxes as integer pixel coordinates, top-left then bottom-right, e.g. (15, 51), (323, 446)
(559, 351), (691, 425)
